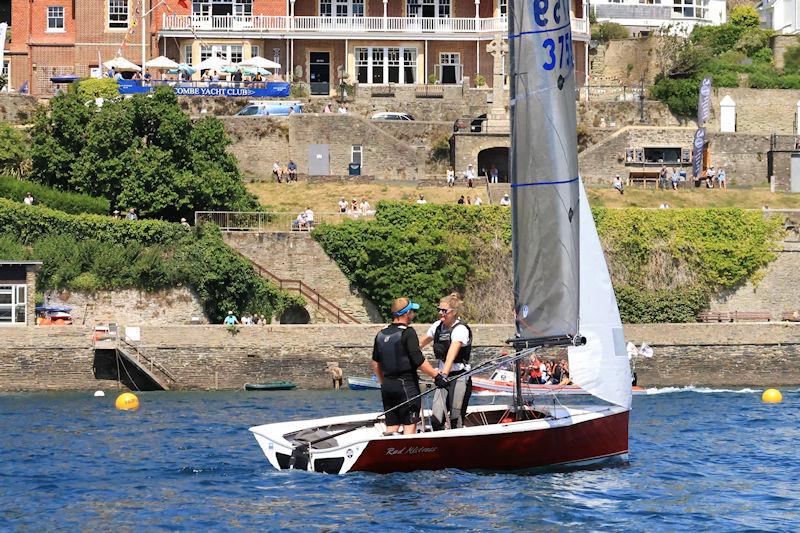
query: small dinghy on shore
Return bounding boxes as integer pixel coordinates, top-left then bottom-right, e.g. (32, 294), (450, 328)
(244, 381), (297, 391)
(347, 377), (381, 390)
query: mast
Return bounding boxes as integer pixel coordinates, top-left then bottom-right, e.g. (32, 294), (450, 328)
(508, 0), (581, 349)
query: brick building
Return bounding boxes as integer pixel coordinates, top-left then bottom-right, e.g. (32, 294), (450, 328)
(2, 0), (589, 96)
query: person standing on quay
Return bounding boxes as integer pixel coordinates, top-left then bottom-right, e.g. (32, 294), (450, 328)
(371, 297), (440, 436)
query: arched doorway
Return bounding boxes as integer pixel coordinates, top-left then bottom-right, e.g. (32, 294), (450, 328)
(280, 305), (311, 324)
(478, 147), (509, 183)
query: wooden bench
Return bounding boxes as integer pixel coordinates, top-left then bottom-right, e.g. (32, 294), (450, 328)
(730, 311), (772, 322)
(627, 170), (660, 188)
(698, 311), (730, 322)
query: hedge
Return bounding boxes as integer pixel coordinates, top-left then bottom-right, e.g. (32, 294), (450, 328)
(314, 203), (783, 323)
(0, 175), (110, 215)
(0, 199), (303, 322)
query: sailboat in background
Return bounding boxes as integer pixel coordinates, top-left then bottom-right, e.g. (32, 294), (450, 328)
(248, 0), (632, 474)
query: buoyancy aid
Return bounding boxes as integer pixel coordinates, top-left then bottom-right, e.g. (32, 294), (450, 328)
(375, 325), (414, 377)
(433, 320), (472, 365)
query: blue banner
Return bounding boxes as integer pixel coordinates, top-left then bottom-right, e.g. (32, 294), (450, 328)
(692, 128), (706, 178)
(117, 80), (290, 98)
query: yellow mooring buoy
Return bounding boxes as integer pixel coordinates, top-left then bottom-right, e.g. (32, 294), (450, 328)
(761, 389), (783, 404)
(115, 392), (140, 411)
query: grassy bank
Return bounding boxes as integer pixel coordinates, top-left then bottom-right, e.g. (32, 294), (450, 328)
(246, 181), (800, 214)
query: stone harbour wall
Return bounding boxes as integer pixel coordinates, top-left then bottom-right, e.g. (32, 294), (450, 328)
(1, 323), (800, 391)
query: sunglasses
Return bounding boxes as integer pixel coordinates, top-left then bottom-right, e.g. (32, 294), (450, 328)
(437, 308), (451, 314)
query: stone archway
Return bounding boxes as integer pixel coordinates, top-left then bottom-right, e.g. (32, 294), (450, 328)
(478, 147), (510, 183)
(280, 304), (311, 324)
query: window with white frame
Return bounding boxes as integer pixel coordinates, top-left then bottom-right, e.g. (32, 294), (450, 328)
(351, 145), (362, 166)
(320, 0), (332, 16)
(0, 284), (27, 325)
(438, 52), (462, 84)
(407, 0), (450, 18)
(498, 0), (506, 16)
(2, 60), (9, 79)
(108, 0), (129, 29)
(229, 45), (243, 64)
(673, 0), (705, 18)
(355, 47), (418, 85)
(184, 45), (193, 65)
(251, 45), (259, 58)
(47, 6), (65, 31)
(200, 44), (244, 64)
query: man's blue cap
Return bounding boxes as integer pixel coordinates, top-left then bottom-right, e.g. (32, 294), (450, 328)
(393, 301), (420, 317)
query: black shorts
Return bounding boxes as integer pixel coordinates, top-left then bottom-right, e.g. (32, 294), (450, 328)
(381, 376), (421, 426)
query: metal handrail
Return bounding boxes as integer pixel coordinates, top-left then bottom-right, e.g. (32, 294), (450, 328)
(234, 251), (361, 324)
(119, 337), (177, 382)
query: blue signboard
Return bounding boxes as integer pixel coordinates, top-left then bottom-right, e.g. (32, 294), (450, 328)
(117, 80), (290, 98)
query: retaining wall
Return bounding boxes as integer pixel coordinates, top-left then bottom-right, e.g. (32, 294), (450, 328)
(1, 323), (799, 391)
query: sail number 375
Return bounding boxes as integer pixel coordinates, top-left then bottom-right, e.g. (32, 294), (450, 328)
(532, 0), (573, 72)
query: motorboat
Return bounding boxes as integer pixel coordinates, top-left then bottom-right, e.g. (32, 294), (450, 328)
(249, 3), (633, 474)
(244, 381), (297, 391)
(472, 369), (647, 396)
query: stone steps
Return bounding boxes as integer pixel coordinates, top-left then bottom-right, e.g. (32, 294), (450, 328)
(224, 232), (383, 324)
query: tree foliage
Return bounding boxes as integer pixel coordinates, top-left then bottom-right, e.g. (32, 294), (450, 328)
(591, 22), (629, 42)
(0, 198), (303, 321)
(0, 122), (31, 179)
(0, 175), (109, 214)
(29, 86), (258, 221)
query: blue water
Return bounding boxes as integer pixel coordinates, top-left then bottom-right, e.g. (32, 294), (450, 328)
(1, 389), (798, 531)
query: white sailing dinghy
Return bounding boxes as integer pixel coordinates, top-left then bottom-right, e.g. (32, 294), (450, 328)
(249, 0), (632, 474)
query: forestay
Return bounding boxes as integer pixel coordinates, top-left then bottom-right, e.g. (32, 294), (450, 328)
(509, 0), (580, 342)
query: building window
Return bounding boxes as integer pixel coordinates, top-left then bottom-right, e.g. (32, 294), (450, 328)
(407, 0), (450, 18)
(2, 60), (9, 80)
(201, 44), (243, 64)
(0, 284), (26, 325)
(320, 0), (332, 17)
(200, 45), (213, 62)
(184, 45), (193, 65)
(47, 6), (65, 31)
(498, 0), (507, 16)
(355, 47), (418, 85)
(673, 0), (705, 18)
(229, 45), (243, 64)
(108, 0), (129, 29)
(351, 145), (362, 166)
(251, 45), (260, 58)
(438, 53), (462, 84)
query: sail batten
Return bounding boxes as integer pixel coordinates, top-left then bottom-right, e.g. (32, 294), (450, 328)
(510, 0), (580, 342)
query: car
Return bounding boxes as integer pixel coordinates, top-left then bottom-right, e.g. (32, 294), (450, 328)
(235, 101), (302, 116)
(371, 112), (415, 121)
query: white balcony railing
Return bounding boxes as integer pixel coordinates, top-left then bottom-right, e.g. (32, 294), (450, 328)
(161, 14), (590, 35)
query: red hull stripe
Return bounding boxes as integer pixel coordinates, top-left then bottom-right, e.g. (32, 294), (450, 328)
(349, 411), (629, 473)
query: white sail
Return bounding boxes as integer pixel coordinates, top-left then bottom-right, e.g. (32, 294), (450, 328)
(568, 181), (633, 409)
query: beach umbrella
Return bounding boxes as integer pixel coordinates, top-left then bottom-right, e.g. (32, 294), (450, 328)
(221, 66), (238, 73)
(146, 55), (180, 69)
(102, 56), (141, 72)
(238, 56), (281, 70)
(195, 55), (232, 72)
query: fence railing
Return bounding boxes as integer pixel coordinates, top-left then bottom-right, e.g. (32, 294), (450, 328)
(578, 84), (648, 103)
(162, 14), (588, 35)
(194, 211), (372, 231)
(119, 337), (178, 383)
(770, 134), (800, 151)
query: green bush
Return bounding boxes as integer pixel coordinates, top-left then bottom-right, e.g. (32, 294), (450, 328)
(783, 44), (800, 73)
(75, 78), (119, 100)
(650, 76), (701, 117)
(0, 175), (109, 214)
(591, 22), (629, 42)
(734, 29), (770, 57)
(69, 272), (102, 293)
(0, 199), (303, 321)
(0, 122), (31, 179)
(429, 135), (451, 162)
(314, 203), (783, 323)
(29, 86), (258, 221)
(729, 5), (761, 29)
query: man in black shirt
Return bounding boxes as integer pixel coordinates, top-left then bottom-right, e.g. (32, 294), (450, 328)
(372, 297), (440, 435)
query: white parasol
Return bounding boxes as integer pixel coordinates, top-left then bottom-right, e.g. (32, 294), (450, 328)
(195, 55), (232, 72)
(238, 55), (281, 70)
(102, 56), (142, 72)
(145, 55), (180, 69)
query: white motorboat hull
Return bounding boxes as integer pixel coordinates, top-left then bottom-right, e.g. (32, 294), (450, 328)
(250, 403), (629, 474)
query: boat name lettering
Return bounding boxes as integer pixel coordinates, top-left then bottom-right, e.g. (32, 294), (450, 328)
(386, 446), (438, 456)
